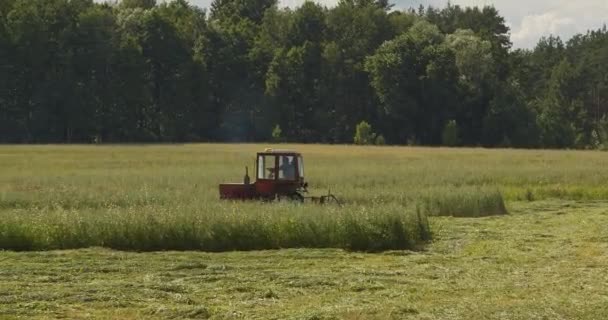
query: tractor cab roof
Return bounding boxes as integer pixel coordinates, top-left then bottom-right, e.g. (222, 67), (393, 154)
(259, 148), (301, 156)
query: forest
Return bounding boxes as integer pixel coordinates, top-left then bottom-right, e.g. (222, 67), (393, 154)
(0, 0), (607, 148)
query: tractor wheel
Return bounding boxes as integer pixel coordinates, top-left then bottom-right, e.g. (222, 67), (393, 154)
(289, 192), (305, 203)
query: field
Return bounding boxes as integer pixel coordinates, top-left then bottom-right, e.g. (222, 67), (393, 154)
(1, 144), (608, 319)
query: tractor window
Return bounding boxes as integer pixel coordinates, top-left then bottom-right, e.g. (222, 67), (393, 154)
(257, 155), (264, 179)
(298, 155), (304, 178)
(258, 155), (276, 180)
(278, 156), (296, 180)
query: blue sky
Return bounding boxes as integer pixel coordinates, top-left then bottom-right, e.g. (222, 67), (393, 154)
(186, 0), (608, 48)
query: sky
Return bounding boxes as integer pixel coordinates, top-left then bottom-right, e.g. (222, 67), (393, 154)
(187, 0), (608, 48)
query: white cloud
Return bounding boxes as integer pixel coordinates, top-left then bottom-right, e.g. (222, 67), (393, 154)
(511, 12), (576, 48)
(391, 0), (608, 48)
(508, 1), (608, 48)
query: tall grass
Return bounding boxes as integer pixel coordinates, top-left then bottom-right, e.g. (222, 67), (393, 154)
(11, 143), (606, 251)
(0, 204), (430, 252)
(420, 187), (507, 217)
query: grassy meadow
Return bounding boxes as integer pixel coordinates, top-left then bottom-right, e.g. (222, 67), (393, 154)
(1, 144), (608, 318)
(0, 144), (512, 251)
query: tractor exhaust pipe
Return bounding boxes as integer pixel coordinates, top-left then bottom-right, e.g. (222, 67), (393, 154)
(244, 166), (251, 185)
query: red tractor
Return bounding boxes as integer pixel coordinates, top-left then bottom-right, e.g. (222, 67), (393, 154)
(219, 149), (340, 204)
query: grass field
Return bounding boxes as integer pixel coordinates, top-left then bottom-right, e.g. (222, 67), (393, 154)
(1, 144), (608, 319)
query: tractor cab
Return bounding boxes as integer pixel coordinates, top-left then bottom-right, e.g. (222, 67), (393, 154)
(254, 149), (306, 199)
(256, 149), (304, 182)
(219, 148), (340, 204)
(219, 149), (307, 201)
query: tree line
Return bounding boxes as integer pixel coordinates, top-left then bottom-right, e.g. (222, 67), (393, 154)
(1, 0), (607, 148)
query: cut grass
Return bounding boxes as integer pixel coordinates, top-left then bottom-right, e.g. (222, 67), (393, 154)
(1, 201), (606, 319)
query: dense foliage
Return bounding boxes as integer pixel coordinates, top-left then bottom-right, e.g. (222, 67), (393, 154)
(1, 0), (607, 148)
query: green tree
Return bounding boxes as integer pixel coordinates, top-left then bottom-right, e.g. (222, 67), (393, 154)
(511, 36), (565, 103)
(424, 4), (511, 78)
(375, 134), (386, 145)
(322, 0), (394, 142)
(365, 21), (459, 144)
(120, 0), (156, 9)
(536, 59), (587, 148)
(482, 83), (539, 148)
(210, 0), (276, 24)
(354, 121), (374, 145)
(289, 1), (326, 46)
(445, 29), (494, 88)
(266, 42), (323, 141)
(441, 120), (460, 146)
(1, 0), (607, 148)
(595, 116), (608, 150)
(445, 29), (497, 144)
(271, 124), (282, 142)
(263, 2), (328, 142)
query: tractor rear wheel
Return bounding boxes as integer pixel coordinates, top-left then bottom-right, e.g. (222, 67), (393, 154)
(289, 192), (305, 203)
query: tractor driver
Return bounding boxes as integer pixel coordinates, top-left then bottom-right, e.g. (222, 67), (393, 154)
(279, 156), (296, 180)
